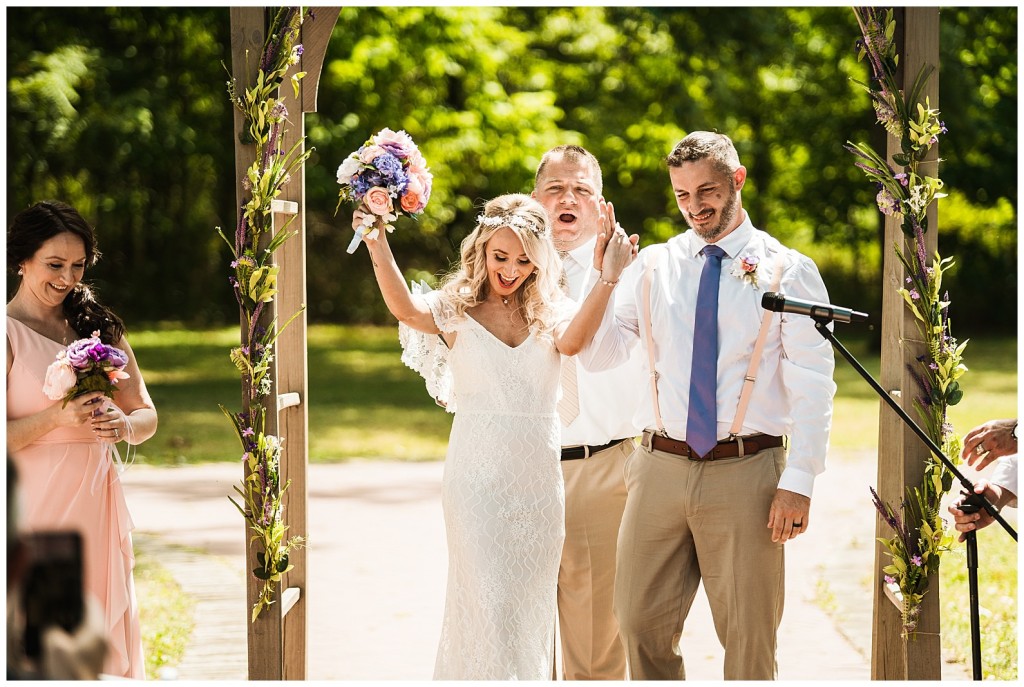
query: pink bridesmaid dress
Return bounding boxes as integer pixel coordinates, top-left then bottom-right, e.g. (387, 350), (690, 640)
(6, 316), (145, 679)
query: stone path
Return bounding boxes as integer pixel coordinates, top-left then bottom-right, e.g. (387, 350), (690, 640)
(122, 454), (1002, 680)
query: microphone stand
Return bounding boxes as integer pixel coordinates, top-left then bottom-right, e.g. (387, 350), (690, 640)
(810, 315), (1017, 681)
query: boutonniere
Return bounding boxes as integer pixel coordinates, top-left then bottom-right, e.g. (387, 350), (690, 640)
(730, 254), (761, 289)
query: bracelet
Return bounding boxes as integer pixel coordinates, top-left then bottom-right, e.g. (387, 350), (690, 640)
(598, 273), (619, 287)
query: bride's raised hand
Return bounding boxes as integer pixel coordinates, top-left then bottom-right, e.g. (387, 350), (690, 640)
(352, 204), (388, 246)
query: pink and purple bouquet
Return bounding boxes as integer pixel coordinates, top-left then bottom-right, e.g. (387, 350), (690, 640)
(43, 332), (130, 408)
(336, 128), (433, 254)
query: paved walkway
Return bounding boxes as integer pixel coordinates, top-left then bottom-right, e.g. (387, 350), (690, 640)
(121, 453), (988, 680)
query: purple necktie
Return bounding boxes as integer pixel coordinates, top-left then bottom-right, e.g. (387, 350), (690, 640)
(686, 244), (726, 458)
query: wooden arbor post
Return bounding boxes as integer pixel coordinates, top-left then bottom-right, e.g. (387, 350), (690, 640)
(870, 7), (941, 680)
(229, 7), (340, 680)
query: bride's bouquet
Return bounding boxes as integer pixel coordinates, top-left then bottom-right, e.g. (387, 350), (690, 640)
(336, 128), (432, 253)
(43, 332), (130, 408)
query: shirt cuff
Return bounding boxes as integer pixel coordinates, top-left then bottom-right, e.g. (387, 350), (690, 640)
(777, 466), (815, 498)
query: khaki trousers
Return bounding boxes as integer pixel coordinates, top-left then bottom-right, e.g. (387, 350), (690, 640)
(614, 441), (787, 680)
(557, 439), (633, 680)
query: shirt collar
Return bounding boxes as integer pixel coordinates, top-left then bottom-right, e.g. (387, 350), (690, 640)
(564, 236), (598, 269)
(682, 211), (754, 259)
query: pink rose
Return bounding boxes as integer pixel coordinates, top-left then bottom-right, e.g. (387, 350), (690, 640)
(400, 191), (422, 213)
(364, 187), (394, 215)
(410, 168), (432, 203)
(405, 173), (424, 197)
(359, 145), (385, 164)
(43, 359), (77, 400)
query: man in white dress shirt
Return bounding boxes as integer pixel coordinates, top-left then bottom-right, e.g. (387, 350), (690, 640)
(580, 131), (836, 679)
(532, 145), (646, 680)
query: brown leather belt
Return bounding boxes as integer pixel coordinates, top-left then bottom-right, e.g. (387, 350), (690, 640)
(649, 432), (784, 461)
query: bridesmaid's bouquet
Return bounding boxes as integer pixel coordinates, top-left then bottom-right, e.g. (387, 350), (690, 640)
(336, 128), (432, 253)
(43, 332), (130, 408)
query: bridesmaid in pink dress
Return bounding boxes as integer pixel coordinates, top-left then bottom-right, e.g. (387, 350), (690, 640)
(6, 201), (158, 679)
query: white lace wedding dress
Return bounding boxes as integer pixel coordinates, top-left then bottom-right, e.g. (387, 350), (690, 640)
(400, 288), (566, 680)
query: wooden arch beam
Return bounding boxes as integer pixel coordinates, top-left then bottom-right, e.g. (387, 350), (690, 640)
(229, 7), (340, 680)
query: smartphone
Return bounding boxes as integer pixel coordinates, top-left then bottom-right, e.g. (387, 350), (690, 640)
(20, 530), (85, 660)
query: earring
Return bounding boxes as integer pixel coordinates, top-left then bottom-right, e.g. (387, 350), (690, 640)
(17, 268), (23, 275)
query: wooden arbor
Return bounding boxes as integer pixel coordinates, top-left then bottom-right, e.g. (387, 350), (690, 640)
(229, 7), (340, 680)
(223, 4), (946, 681)
(871, 7), (942, 680)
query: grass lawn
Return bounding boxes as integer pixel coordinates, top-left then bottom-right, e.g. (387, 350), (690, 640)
(128, 323), (1016, 678)
(127, 323), (452, 465)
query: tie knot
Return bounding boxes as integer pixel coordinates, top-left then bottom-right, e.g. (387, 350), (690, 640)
(702, 244), (726, 259)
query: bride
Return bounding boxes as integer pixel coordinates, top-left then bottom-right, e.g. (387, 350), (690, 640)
(354, 193), (636, 679)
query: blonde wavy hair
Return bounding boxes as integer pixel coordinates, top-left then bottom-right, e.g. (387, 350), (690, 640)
(439, 193), (565, 334)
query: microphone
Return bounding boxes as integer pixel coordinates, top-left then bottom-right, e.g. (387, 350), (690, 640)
(761, 291), (868, 324)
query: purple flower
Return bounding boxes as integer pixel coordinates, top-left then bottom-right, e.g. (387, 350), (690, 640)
(909, 289), (920, 300)
(884, 575), (896, 585)
(894, 172), (909, 187)
(231, 259), (239, 268)
(876, 188), (900, 216)
(242, 427), (255, 438)
(911, 555), (923, 567)
(928, 362), (938, 371)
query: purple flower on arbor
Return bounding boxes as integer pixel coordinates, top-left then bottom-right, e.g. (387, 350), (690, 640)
(909, 289), (920, 300)
(911, 555), (923, 567)
(894, 172), (909, 187)
(928, 362), (938, 371)
(876, 188), (900, 216)
(242, 427), (255, 438)
(884, 575), (896, 585)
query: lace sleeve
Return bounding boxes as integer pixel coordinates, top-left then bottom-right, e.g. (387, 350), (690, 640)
(398, 281), (458, 413)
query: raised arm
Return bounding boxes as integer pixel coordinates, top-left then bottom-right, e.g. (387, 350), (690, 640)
(555, 222), (638, 356)
(357, 208), (440, 335)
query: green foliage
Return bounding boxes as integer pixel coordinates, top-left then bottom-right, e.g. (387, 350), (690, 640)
(5, 7), (1016, 331)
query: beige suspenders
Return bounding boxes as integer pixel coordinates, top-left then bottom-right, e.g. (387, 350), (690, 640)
(641, 247), (784, 440)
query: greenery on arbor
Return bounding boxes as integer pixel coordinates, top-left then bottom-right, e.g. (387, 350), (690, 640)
(6, 6), (1016, 334)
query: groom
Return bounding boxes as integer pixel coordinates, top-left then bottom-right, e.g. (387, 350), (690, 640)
(579, 131), (836, 679)
(532, 145), (646, 680)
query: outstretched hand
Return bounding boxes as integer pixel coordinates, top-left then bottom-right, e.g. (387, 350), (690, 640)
(592, 199), (639, 279)
(961, 418), (1017, 470)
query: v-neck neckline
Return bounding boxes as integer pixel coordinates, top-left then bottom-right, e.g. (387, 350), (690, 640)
(464, 313), (532, 350)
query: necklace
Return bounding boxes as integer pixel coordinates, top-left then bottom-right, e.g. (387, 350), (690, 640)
(502, 297), (509, 306)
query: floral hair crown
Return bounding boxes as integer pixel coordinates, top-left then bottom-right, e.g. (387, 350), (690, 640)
(476, 212), (547, 237)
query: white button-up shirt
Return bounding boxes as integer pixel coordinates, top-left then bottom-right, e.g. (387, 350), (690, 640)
(561, 237), (647, 447)
(580, 216), (837, 497)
